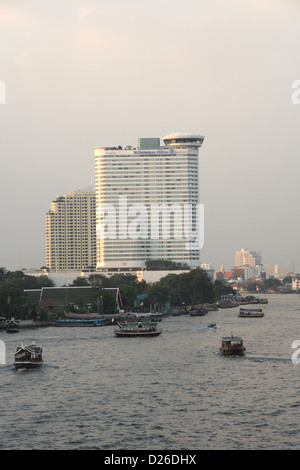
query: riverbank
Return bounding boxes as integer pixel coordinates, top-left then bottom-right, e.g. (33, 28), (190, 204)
(0, 320), (54, 330)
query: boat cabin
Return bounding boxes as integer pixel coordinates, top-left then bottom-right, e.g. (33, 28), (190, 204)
(14, 343), (43, 369)
(220, 335), (245, 355)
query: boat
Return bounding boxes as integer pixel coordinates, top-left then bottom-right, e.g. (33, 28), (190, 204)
(239, 307), (264, 318)
(54, 318), (109, 327)
(14, 343), (43, 369)
(189, 305), (207, 316)
(220, 335), (246, 355)
(114, 321), (162, 337)
(0, 316), (6, 330)
(247, 296), (260, 304)
(128, 312), (163, 322)
(6, 319), (20, 333)
(64, 311), (124, 324)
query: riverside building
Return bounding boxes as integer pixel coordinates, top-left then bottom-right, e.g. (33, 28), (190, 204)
(46, 189), (96, 271)
(94, 132), (205, 270)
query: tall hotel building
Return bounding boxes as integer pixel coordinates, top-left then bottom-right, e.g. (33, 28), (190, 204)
(46, 189), (96, 271)
(94, 132), (204, 270)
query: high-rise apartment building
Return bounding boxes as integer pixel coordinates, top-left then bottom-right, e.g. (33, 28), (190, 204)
(235, 248), (262, 267)
(46, 189), (96, 271)
(94, 132), (205, 270)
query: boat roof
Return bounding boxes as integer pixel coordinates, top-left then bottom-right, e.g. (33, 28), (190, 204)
(24, 286), (122, 308)
(222, 336), (243, 341)
(117, 321), (157, 328)
(15, 343), (42, 354)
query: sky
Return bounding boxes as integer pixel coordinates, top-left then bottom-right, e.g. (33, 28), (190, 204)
(0, 0), (300, 273)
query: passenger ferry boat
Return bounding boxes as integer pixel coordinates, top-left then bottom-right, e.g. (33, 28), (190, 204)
(114, 321), (162, 337)
(220, 335), (245, 356)
(14, 343), (43, 369)
(6, 319), (20, 333)
(239, 307), (264, 318)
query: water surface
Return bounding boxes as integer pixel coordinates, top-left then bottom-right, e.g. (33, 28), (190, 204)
(1, 294), (300, 450)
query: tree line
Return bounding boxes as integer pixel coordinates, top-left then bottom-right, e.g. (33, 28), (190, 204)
(0, 268), (54, 320)
(0, 266), (234, 320)
(71, 270), (233, 312)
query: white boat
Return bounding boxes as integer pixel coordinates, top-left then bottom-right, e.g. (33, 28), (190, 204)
(239, 307), (264, 318)
(114, 321), (162, 337)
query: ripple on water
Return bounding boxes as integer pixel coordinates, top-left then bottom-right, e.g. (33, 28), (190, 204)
(1, 295), (300, 449)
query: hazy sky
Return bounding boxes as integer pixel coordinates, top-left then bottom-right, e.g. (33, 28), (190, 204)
(1, 0), (300, 272)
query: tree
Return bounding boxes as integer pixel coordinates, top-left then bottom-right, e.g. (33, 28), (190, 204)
(0, 267), (8, 282)
(70, 276), (90, 286)
(105, 273), (138, 287)
(118, 284), (137, 311)
(158, 268), (216, 305)
(88, 274), (109, 288)
(145, 259), (189, 270)
(0, 283), (27, 318)
(88, 274), (107, 313)
(263, 278), (282, 289)
(147, 283), (169, 305)
(214, 280), (234, 298)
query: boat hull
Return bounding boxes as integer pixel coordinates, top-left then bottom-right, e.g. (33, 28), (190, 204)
(220, 347), (245, 356)
(55, 319), (108, 327)
(239, 314), (264, 317)
(14, 361), (43, 369)
(114, 330), (162, 337)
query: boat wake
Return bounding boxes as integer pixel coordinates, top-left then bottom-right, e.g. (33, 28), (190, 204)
(192, 326), (220, 331)
(243, 354), (290, 363)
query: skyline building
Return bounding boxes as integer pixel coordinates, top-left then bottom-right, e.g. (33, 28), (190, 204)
(46, 189), (96, 271)
(235, 248), (262, 268)
(94, 132), (205, 270)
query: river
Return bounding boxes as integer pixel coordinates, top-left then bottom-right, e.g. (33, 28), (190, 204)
(1, 293), (300, 450)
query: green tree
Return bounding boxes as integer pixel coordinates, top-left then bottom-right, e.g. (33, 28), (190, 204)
(70, 276), (90, 286)
(214, 280), (235, 298)
(118, 284), (137, 311)
(158, 268), (216, 305)
(105, 273), (138, 287)
(145, 259), (189, 270)
(263, 278), (282, 289)
(0, 284), (27, 318)
(147, 283), (169, 305)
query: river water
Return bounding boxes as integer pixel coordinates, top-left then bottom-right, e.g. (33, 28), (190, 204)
(1, 293), (300, 450)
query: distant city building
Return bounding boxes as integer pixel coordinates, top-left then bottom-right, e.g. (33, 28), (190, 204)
(94, 132), (205, 270)
(292, 277), (300, 291)
(274, 265), (288, 278)
(243, 264), (263, 280)
(265, 263), (274, 276)
(235, 248), (262, 267)
(200, 263), (214, 281)
(46, 189), (96, 271)
(287, 260), (295, 273)
(266, 261), (295, 278)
